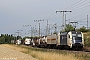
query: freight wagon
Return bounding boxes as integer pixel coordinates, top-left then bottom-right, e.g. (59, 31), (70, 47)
(46, 34), (57, 48)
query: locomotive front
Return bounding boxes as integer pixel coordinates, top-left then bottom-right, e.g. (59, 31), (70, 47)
(71, 31), (84, 49)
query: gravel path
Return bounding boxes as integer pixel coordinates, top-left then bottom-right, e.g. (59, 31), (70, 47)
(0, 45), (38, 60)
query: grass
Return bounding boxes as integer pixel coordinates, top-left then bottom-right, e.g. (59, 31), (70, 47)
(74, 53), (90, 60)
(83, 32), (90, 46)
(1, 44), (90, 60)
(30, 50), (78, 60)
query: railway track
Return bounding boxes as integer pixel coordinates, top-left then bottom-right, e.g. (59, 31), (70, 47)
(83, 47), (90, 52)
(31, 45), (90, 54)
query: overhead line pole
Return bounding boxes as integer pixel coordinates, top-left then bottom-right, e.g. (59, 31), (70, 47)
(23, 25), (32, 37)
(34, 20), (44, 37)
(70, 21), (78, 30)
(87, 15), (88, 29)
(56, 10), (72, 31)
(17, 30), (23, 36)
(64, 14), (69, 29)
(46, 20), (48, 35)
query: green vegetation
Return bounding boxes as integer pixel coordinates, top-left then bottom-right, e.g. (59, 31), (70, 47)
(0, 37), (5, 44)
(77, 26), (90, 32)
(61, 24), (90, 32)
(84, 32), (90, 47)
(65, 24), (75, 32)
(0, 34), (22, 44)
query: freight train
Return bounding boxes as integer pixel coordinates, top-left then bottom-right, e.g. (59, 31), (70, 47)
(23, 31), (84, 50)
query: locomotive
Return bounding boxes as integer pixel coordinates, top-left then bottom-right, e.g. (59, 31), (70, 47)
(57, 31), (84, 50)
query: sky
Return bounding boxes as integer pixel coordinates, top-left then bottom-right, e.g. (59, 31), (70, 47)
(0, 0), (90, 37)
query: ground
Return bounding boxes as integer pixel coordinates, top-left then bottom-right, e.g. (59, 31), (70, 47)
(0, 44), (38, 60)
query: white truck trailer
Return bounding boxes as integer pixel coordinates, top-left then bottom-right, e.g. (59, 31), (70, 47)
(24, 38), (31, 45)
(16, 39), (21, 45)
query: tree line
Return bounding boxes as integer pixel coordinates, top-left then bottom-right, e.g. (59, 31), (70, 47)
(0, 34), (21, 44)
(64, 24), (90, 32)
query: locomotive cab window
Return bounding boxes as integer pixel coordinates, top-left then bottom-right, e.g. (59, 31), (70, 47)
(72, 34), (76, 37)
(77, 34), (82, 37)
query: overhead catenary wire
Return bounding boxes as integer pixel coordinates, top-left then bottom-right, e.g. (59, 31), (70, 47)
(43, 13), (56, 20)
(69, 2), (90, 13)
(69, 2), (90, 11)
(67, 3), (90, 21)
(69, 8), (90, 20)
(40, 0), (90, 30)
(43, 12), (62, 21)
(63, 0), (87, 10)
(56, 0), (90, 26)
(62, 0), (90, 20)
(42, 0), (88, 21)
(67, 2), (90, 15)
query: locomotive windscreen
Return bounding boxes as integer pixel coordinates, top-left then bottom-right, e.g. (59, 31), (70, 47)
(60, 32), (68, 45)
(72, 31), (82, 43)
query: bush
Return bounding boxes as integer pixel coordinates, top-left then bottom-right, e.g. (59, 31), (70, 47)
(0, 37), (5, 44)
(84, 32), (90, 46)
(77, 26), (88, 32)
